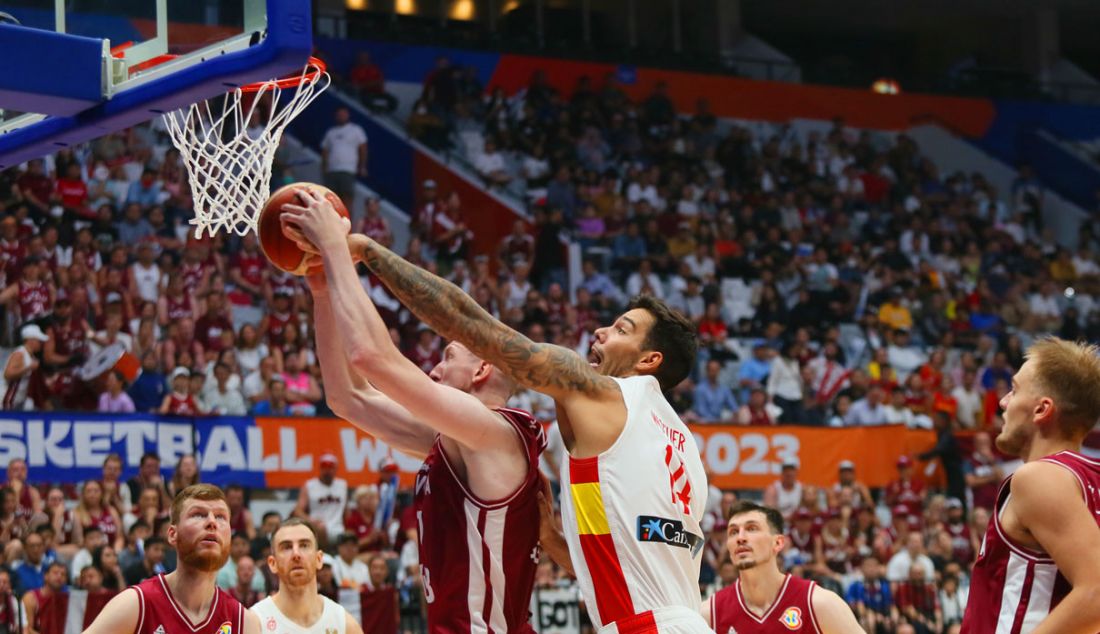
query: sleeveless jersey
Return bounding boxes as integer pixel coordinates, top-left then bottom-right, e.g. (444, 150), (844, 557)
(180, 261), (208, 294)
(132, 574), (244, 634)
(84, 507), (119, 546)
(772, 483), (803, 518)
(19, 280), (50, 323)
(3, 346), (32, 410)
(884, 478), (925, 519)
(251, 595), (346, 633)
(232, 252), (266, 288)
(961, 451), (1100, 634)
(711, 575), (821, 634)
(265, 312), (295, 346)
(559, 375), (710, 631)
(166, 393), (199, 415)
(131, 263), (162, 303)
(413, 407), (545, 633)
(304, 478), (348, 536)
(166, 294), (194, 321)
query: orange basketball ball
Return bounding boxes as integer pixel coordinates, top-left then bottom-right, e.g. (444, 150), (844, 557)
(257, 182), (350, 276)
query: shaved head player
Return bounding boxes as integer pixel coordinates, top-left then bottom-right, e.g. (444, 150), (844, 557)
(84, 484), (261, 634)
(251, 518), (363, 633)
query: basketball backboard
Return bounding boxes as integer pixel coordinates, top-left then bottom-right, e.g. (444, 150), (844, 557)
(0, 0), (314, 169)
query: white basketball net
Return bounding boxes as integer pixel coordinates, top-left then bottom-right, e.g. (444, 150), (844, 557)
(162, 59), (330, 238)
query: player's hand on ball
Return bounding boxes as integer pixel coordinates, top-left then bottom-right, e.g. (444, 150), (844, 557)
(280, 187), (352, 251)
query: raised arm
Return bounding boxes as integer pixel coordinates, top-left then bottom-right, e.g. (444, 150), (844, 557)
(350, 233), (619, 408)
(283, 191), (525, 454)
(309, 273), (434, 459)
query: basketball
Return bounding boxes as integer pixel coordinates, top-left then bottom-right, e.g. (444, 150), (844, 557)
(257, 182), (350, 276)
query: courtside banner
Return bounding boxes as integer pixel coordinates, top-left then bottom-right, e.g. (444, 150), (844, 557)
(0, 413), (946, 489)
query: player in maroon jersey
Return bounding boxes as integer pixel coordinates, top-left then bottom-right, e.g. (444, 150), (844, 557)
(701, 501), (863, 634)
(83, 484), (261, 634)
(284, 190), (545, 633)
(961, 338), (1100, 634)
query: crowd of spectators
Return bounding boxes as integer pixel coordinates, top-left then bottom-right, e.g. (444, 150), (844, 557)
(0, 48), (1097, 634)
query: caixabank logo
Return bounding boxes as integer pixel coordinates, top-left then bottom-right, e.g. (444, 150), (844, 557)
(636, 516), (704, 556)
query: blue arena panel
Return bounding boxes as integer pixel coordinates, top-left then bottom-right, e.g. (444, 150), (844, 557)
(0, 23), (106, 116)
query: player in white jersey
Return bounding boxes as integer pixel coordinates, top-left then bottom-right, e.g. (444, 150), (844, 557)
(315, 226), (709, 633)
(251, 518), (363, 634)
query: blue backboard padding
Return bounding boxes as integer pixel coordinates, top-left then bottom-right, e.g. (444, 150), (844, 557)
(0, 7), (143, 42)
(0, 24), (106, 115)
(0, 0), (314, 169)
(314, 36), (501, 87)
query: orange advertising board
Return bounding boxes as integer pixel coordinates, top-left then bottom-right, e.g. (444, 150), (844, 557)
(256, 418), (939, 490)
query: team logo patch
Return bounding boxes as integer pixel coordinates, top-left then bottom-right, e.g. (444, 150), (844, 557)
(779, 607), (803, 630)
(218, 622), (233, 634)
(636, 515), (704, 556)
(266, 616), (277, 631)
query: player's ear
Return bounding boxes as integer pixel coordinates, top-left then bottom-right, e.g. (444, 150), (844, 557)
(635, 350), (663, 374)
(166, 524), (177, 547)
(267, 555), (277, 575)
(1035, 397), (1055, 422)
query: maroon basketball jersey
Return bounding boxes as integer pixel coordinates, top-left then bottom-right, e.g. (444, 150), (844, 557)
(232, 252), (265, 288)
(132, 574), (245, 634)
(19, 280), (50, 323)
(711, 575), (821, 634)
(961, 451), (1100, 634)
(166, 294), (193, 322)
(413, 407), (545, 633)
(884, 477), (925, 519)
(180, 261), (208, 294)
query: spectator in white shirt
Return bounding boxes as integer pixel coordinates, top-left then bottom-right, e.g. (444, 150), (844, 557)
(625, 259), (664, 300)
(887, 532), (936, 583)
(474, 137), (513, 188)
(332, 533), (371, 589)
(887, 329), (927, 381)
(882, 389), (913, 427)
(321, 107), (368, 207)
(1026, 280), (1062, 332)
(201, 362), (248, 416)
(683, 243), (716, 281)
(667, 276), (706, 323)
(767, 342), (804, 424)
(845, 385), (889, 426)
(950, 370), (983, 429)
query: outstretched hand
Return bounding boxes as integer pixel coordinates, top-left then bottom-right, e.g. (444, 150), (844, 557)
(280, 187), (351, 253)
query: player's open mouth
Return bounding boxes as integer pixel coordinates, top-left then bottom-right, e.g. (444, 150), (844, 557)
(588, 347), (602, 368)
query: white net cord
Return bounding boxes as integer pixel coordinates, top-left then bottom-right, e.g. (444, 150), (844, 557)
(162, 62), (331, 238)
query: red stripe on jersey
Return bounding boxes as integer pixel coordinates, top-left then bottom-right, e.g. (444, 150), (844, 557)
(613, 610), (658, 634)
(1010, 562), (1035, 634)
(570, 456), (600, 484)
(578, 532), (635, 624)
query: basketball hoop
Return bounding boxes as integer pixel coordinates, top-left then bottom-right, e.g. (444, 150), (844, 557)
(162, 57), (330, 238)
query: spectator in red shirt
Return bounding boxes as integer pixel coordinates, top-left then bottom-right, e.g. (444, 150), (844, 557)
(56, 162), (91, 220)
(348, 51), (397, 113)
(16, 159), (53, 216)
(344, 485), (388, 555)
(884, 456), (926, 520)
(894, 562), (942, 634)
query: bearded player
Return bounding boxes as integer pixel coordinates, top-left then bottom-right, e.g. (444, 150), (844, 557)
(285, 189), (708, 632)
(84, 484), (261, 634)
(961, 338), (1100, 634)
(282, 191), (546, 632)
(702, 501), (863, 633)
(251, 518), (362, 633)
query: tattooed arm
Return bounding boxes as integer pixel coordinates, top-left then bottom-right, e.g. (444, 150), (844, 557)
(351, 234), (628, 455)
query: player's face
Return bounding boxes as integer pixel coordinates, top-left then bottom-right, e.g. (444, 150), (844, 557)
(588, 309), (656, 379)
(429, 342), (484, 392)
(269, 524), (324, 588)
(996, 360), (1042, 456)
(726, 511), (783, 571)
(171, 498), (232, 573)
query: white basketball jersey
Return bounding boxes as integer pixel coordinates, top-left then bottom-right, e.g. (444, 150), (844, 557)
(305, 477), (348, 533)
(559, 375), (710, 632)
(251, 595), (347, 634)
